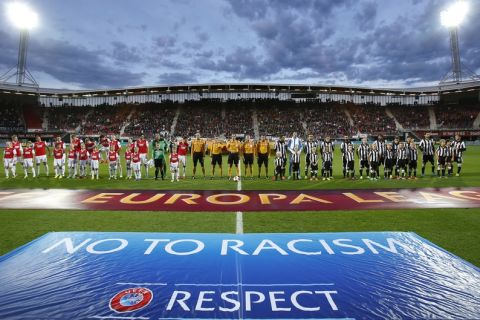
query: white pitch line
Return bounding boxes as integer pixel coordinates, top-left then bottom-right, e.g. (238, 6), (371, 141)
(236, 161), (244, 234)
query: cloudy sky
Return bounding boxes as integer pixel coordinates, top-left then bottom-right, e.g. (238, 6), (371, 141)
(0, 0), (479, 90)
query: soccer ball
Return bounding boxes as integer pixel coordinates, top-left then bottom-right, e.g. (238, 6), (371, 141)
(233, 176), (239, 182)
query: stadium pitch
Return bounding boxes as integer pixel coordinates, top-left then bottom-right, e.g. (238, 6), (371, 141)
(1, 147), (479, 267)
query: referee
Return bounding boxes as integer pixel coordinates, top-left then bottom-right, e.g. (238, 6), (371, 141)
(191, 133), (206, 179)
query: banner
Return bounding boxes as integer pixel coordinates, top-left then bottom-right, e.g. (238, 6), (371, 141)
(0, 232), (479, 319)
(1, 187), (480, 211)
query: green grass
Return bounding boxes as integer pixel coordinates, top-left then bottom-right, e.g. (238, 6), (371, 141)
(0, 146), (478, 267)
(1, 146), (479, 190)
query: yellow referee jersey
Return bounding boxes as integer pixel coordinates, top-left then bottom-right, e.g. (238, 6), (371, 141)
(192, 139), (205, 153)
(211, 142), (224, 155)
(227, 140), (241, 153)
(243, 141), (255, 154)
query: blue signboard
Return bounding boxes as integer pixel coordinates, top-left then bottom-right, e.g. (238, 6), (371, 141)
(0, 232), (479, 319)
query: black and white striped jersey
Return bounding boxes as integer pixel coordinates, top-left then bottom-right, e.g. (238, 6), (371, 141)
(392, 142), (400, 155)
(340, 141), (352, 155)
(409, 148), (418, 161)
(345, 150), (355, 162)
(419, 139), (435, 155)
(384, 149), (394, 160)
(310, 153), (319, 166)
(304, 141), (318, 155)
(369, 150), (380, 163)
(373, 140), (386, 156)
(397, 148), (408, 160)
(291, 152), (301, 164)
(274, 157), (285, 168)
(274, 140), (287, 158)
(323, 152), (333, 162)
(357, 143), (370, 160)
(320, 141), (334, 154)
(437, 146), (448, 157)
(452, 140), (466, 157)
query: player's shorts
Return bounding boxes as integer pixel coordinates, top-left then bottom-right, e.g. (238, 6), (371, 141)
(275, 165), (282, 175)
(306, 153), (311, 167)
(310, 163), (318, 172)
(12, 156), (18, 165)
(109, 162), (118, 168)
(454, 156), (463, 163)
(140, 153), (148, 164)
(170, 162), (179, 171)
(54, 159), (63, 167)
(346, 160), (354, 171)
(397, 159), (407, 168)
(23, 158), (33, 168)
(243, 153), (254, 165)
(3, 159), (13, 168)
(211, 154), (222, 166)
(292, 162), (300, 172)
(359, 159), (369, 169)
(257, 153), (268, 167)
(438, 156), (446, 166)
(370, 161), (379, 171)
(379, 156), (385, 165)
(193, 152), (204, 167)
(409, 160), (417, 169)
(35, 155), (47, 164)
(68, 158), (76, 167)
(91, 160), (99, 170)
(154, 158), (164, 168)
(323, 161), (332, 171)
(125, 160), (131, 169)
(228, 153), (239, 165)
(384, 159), (393, 170)
(100, 146), (109, 153)
(178, 155), (186, 166)
(423, 154), (434, 164)
(132, 162), (141, 171)
(445, 156), (452, 164)
(80, 160), (87, 167)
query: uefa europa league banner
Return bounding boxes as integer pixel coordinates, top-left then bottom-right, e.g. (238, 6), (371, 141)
(0, 232), (479, 319)
(1, 187), (480, 211)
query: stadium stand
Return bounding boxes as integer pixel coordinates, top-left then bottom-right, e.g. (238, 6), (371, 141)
(303, 102), (355, 138)
(348, 103), (397, 135)
(435, 104), (480, 129)
(388, 104), (431, 129)
(125, 102), (177, 138)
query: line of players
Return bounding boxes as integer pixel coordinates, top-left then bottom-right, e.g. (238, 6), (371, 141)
(2, 133), (185, 182)
(2, 132), (466, 181)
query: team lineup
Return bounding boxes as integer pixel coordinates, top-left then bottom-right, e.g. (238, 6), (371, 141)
(2, 131), (466, 182)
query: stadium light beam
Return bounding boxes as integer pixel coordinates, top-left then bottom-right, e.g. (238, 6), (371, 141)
(7, 2), (39, 30)
(439, 1), (478, 84)
(440, 1), (468, 28)
(0, 2), (39, 86)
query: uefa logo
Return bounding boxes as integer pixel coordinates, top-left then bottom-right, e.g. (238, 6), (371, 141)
(109, 287), (153, 313)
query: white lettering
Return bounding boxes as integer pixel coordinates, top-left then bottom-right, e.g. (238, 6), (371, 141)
(166, 291), (191, 311)
(269, 291), (291, 311)
(165, 239), (205, 256)
(42, 238), (91, 254)
(291, 291), (319, 311)
(86, 239), (128, 254)
(221, 239), (248, 255)
(287, 239), (322, 255)
(245, 291), (265, 311)
(253, 240), (288, 256)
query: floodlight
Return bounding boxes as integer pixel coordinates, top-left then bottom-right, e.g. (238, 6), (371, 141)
(440, 1), (469, 28)
(6, 2), (38, 30)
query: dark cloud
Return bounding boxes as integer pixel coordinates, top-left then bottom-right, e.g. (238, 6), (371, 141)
(219, 0), (480, 84)
(355, 1), (377, 32)
(158, 72), (197, 84)
(111, 41), (142, 64)
(16, 33), (145, 88)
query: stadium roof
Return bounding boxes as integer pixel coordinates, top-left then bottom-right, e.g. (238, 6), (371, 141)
(1, 81), (479, 98)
